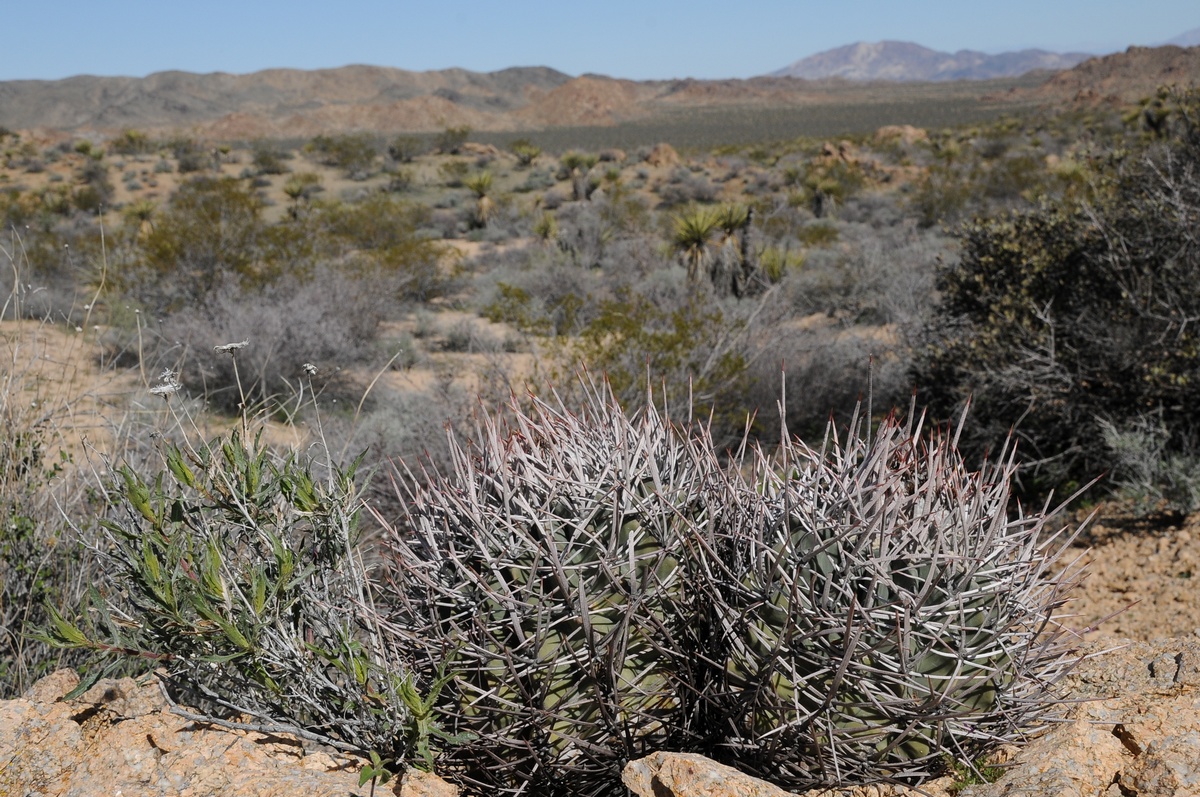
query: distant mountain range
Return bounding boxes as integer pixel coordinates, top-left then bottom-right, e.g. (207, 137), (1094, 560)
(1164, 26), (1200, 47)
(3, 34), (1199, 137)
(769, 41), (1094, 81)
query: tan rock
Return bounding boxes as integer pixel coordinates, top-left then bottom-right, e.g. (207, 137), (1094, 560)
(396, 768), (460, 797)
(645, 143), (680, 168)
(459, 142), (500, 158)
(624, 752), (793, 797)
(874, 125), (928, 145)
(0, 670), (459, 797)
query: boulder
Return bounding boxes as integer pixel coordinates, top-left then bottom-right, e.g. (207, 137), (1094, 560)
(0, 670), (458, 797)
(874, 125), (928, 145)
(623, 752), (794, 797)
(645, 143), (680, 168)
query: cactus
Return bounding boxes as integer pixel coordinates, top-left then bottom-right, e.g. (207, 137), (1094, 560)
(709, 409), (1085, 786)
(383, 386), (1084, 795)
(384, 386), (724, 796)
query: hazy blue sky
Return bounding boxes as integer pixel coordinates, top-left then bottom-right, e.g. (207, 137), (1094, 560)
(3, 1), (1197, 81)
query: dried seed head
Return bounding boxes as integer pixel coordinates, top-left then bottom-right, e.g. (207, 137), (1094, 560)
(214, 340), (249, 355)
(149, 379), (181, 399)
(302, 362), (318, 376)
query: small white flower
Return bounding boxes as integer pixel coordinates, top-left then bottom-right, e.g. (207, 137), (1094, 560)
(302, 362), (318, 376)
(158, 368), (176, 382)
(214, 339), (249, 355)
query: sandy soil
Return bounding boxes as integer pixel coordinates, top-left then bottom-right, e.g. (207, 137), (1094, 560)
(1059, 507), (1200, 642)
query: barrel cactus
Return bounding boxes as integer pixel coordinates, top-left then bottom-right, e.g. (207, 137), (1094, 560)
(384, 386), (724, 796)
(708, 410), (1086, 786)
(382, 387), (1085, 795)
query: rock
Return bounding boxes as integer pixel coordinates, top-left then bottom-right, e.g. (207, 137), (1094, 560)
(598, 148), (626, 163)
(458, 142), (500, 158)
(624, 752), (954, 797)
(967, 637), (1200, 797)
(0, 669), (459, 797)
(874, 125), (928, 145)
(397, 769), (461, 797)
(644, 143), (680, 168)
(623, 752), (793, 797)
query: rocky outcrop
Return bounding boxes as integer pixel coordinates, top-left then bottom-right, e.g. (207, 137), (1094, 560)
(644, 143), (680, 168)
(6, 637), (1199, 797)
(0, 669), (457, 797)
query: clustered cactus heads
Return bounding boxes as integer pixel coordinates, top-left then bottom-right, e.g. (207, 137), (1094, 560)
(711, 411), (1085, 785)
(382, 384), (1086, 796)
(383, 386), (724, 796)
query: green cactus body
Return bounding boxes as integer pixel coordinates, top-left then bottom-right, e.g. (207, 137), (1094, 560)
(385, 388), (1084, 796)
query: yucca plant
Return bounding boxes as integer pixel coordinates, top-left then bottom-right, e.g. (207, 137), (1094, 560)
(669, 206), (720, 283)
(381, 385), (1085, 795)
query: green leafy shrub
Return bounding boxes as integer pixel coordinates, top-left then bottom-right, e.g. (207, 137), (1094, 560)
(381, 383), (1083, 796)
(131, 176), (266, 309)
(44, 429), (429, 771)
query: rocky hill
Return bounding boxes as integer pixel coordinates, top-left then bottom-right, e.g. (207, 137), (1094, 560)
(3, 44), (1197, 139)
(0, 64), (1014, 138)
(768, 40), (1092, 81)
(989, 44), (1200, 105)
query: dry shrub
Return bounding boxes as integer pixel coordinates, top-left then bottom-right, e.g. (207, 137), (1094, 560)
(160, 269), (388, 414)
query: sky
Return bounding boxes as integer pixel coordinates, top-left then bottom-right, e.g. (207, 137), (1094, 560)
(2, 1), (1198, 82)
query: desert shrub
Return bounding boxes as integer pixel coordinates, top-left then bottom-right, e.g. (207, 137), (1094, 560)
(109, 128), (155, 156)
(160, 270), (386, 414)
(251, 140), (292, 175)
(655, 167), (717, 206)
(381, 383), (1083, 796)
(176, 148), (212, 174)
(310, 196), (449, 301)
(916, 91), (1200, 498)
(435, 125), (471, 155)
(130, 176), (266, 309)
(438, 159), (470, 187)
(387, 168), (415, 193)
(553, 289), (758, 436)
(307, 133), (379, 179)
(388, 135), (426, 164)
(1100, 412), (1200, 515)
(44, 427), (431, 775)
(0, 360), (96, 697)
(483, 280), (585, 338)
(516, 168), (555, 193)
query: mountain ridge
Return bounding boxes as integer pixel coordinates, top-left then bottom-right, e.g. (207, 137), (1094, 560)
(769, 40), (1093, 81)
